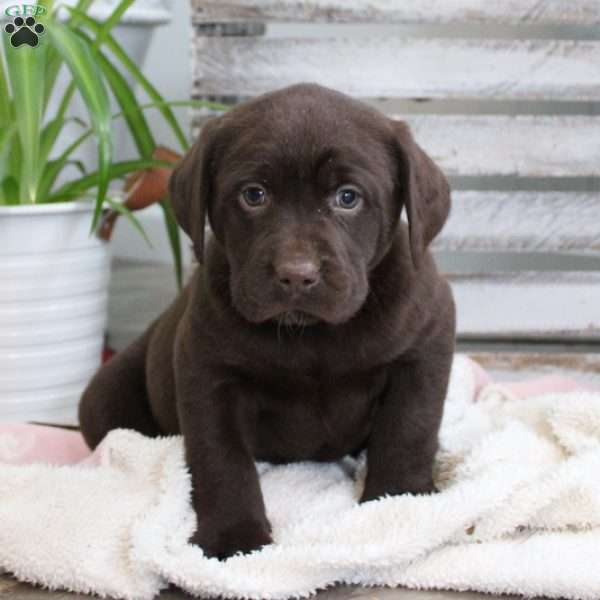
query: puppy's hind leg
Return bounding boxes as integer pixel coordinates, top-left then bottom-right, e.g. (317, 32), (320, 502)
(79, 331), (159, 449)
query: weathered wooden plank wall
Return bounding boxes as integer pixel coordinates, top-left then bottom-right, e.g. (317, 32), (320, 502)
(193, 1), (600, 26)
(438, 192), (600, 253)
(193, 37), (600, 100)
(399, 116), (600, 177)
(451, 272), (600, 340)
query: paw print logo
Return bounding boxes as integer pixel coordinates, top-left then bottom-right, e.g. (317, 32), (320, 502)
(4, 16), (45, 48)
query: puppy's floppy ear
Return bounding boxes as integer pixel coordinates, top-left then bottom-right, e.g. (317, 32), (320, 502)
(391, 121), (451, 269)
(168, 118), (220, 264)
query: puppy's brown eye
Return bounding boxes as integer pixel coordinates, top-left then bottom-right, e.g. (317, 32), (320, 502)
(241, 185), (267, 208)
(334, 186), (362, 210)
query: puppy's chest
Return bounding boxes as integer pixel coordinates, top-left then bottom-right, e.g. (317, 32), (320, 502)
(253, 368), (387, 463)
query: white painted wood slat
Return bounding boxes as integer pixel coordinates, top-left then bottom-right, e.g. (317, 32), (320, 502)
(451, 272), (600, 340)
(400, 115), (600, 177)
(193, 37), (600, 100)
(192, 0), (600, 26)
(437, 192), (600, 253)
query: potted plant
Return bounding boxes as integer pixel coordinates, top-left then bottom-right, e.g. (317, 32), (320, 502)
(0, 0), (191, 424)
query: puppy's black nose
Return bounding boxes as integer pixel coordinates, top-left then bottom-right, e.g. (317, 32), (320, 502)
(275, 259), (320, 292)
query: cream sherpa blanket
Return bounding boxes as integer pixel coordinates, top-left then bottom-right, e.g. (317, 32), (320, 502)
(1, 355), (600, 599)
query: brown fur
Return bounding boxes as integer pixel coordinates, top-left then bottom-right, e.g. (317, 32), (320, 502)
(79, 84), (456, 559)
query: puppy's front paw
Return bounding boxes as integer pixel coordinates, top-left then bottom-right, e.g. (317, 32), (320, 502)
(360, 477), (438, 503)
(190, 517), (273, 560)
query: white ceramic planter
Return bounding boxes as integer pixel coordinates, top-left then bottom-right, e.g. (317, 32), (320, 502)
(0, 202), (111, 425)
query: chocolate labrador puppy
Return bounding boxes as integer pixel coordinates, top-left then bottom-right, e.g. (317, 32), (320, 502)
(80, 83), (455, 559)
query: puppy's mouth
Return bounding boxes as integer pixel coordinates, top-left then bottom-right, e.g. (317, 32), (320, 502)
(273, 310), (320, 327)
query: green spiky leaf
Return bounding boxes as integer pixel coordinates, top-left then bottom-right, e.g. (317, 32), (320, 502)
(0, 176), (19, 205)
(160, 198), (184, 289)
(46, 20), (112, 227)
(2, 36), (47, 203)
(106, 197), (152, 248)
(48, 158), (174, 202)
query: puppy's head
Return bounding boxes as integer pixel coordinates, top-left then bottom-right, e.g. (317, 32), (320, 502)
(170, 84), (450, 326)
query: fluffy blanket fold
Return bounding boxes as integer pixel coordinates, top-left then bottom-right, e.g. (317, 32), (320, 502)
(0, 355), (599, 600)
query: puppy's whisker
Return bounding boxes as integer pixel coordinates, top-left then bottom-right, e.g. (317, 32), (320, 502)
(368, 287), (384, 313)
(299, 317), (307, 338)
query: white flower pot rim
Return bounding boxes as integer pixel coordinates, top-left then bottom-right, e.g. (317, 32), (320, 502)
(0, 200), (95, 216)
